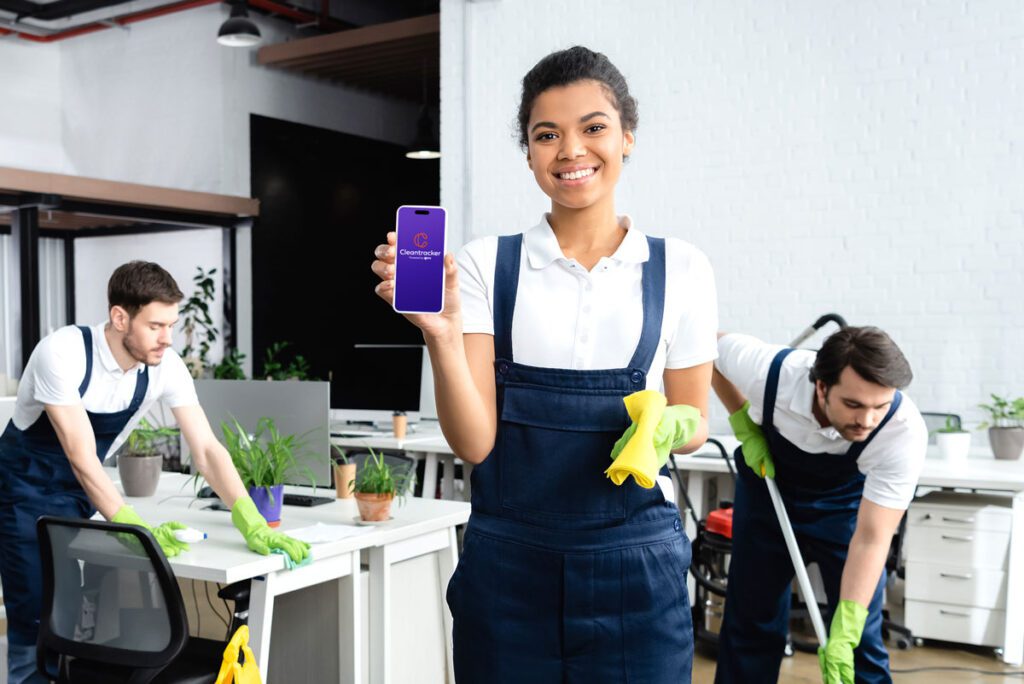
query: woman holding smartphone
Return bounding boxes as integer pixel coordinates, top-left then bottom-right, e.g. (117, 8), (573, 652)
(371, 46), (717, 682)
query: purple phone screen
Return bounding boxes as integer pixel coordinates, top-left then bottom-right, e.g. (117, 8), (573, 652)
(394, 206), (446, 313)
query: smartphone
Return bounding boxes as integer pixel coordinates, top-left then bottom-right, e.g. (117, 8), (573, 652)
(393, 205), (446, 314)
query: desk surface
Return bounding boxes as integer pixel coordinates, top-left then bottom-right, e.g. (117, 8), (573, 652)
(110, 470), (470, 584)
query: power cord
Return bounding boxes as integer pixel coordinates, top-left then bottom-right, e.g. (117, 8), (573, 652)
(891, 665), (1024, 676)
(205, 580), (229, 630)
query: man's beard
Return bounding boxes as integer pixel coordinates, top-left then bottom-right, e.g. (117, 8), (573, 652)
(122, 331), (161, 366)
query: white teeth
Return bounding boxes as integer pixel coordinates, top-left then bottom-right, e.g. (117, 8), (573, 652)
(558, 168), (595, 180)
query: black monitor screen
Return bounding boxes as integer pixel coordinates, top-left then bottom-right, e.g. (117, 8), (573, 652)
(330, 346), (422, 412)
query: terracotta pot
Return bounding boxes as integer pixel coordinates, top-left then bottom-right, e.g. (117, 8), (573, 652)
(334, 463), (357, 499)
(990, 427), (1024, 461)
(118, 454), (163, 497)
(393, 414), (408, 440)
(355, 492), (394, 521)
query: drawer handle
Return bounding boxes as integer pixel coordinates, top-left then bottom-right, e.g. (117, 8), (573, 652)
(941, 534), (974, 542)
(939, 572), (973, 580)
(942, 516), (976, 524)
(940, 609), (970, 618)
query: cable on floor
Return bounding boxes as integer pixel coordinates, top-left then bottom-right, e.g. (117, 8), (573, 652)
(891, 665), (1024, 676)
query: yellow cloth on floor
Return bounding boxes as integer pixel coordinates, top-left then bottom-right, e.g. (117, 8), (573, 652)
(605, 390), (668, 489)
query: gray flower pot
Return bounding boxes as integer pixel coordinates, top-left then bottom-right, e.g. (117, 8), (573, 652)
(989, 427), (1024, 461)
(118, 454), (163, 496)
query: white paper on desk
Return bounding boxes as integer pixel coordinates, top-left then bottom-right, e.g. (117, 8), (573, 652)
(287, 522), (373, 544)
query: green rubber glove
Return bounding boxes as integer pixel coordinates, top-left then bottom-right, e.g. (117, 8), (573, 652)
(111, 505), (190, 558)
(610, 403), (702, 467)
(728, 401), (775, 479)
(231, 495), (311, 566)
(818, 599), (868, 684)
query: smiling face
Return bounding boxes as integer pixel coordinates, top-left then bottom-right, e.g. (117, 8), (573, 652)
(816, 366), (898, 442)
(525, 80), (635, 212)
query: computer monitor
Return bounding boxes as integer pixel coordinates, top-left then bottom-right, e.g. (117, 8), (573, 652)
(330, 345), (437, 425)
(184, 379), (332, 488)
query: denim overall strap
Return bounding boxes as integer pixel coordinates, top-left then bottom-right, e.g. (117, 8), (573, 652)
(493, 234), (523, 364)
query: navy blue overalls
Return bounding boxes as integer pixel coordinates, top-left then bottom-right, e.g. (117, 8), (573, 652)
(445, 234), (694, 683)
(0, 326), (148, 684)
(715, 348), (901, 684)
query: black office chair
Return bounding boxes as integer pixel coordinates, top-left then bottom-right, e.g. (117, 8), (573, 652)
(36, 516), (228, 684)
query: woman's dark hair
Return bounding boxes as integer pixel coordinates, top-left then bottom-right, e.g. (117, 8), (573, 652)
(108, 261), (184, 317)
(517, 46), (638, 149)
(810, 326), (913, 390)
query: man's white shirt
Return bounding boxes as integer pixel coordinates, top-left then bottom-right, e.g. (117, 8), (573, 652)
(716, 333), (928, 510)
(457, 214), (719, 386)
(13, 322), (199, 460)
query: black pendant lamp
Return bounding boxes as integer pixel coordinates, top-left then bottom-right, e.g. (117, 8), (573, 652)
(218, 0), (261, 47)
(406, 62), (440, 159)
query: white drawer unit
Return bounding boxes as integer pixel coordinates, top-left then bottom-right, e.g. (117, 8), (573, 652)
(904, 561), (1007, 609)
(904, 491), (1013, 647)
(905, 600), (1006, 647)
(903, 526), (1009, 570)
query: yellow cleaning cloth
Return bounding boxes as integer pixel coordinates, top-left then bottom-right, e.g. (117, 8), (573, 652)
(605, 390), (667, 489)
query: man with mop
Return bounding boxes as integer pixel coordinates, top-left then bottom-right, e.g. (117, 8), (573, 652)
(712, 326), (928, 684)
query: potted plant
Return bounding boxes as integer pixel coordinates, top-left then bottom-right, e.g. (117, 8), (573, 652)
(934, 416), (971, 463)
(180, 266), (219, 379)
(119, 418), (178, 496)
(352, 448), (414, 522)
(220, 416), (320, 526)
(332, 446), (356, 500)
(979, 394), (1024, 461)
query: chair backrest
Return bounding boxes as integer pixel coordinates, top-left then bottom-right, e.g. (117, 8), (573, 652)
(345, 450), (417, 495)
(36, 516), (190, 680)
(920, 412), (962, 445)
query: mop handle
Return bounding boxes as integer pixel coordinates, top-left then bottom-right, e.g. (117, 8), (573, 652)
(765, 475), (829, 647)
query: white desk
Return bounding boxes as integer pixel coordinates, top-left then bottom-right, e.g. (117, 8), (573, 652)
(332, 428), (464, 501)
(114, 470), (470, 683)
(673, 440), (1024, 665)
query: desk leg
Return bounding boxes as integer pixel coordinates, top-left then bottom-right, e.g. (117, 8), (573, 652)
(436, 526), (459, 684)
(247, 573), (276, 681)
(422, 453), (439, 500)
(339, 551), (362, 684)
(1003, 491), (1024, 665)
(369, 545), (392, 684)
(683, 472), (707, 606)
(441, 456), (456, 500)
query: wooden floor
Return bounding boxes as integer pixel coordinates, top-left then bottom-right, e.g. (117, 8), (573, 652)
(694, 642), (1024, 683)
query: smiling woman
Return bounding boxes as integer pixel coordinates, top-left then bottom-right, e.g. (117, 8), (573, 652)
(371, 45), (718, 683)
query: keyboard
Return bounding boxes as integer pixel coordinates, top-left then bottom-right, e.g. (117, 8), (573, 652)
(282, 493), (334, 507)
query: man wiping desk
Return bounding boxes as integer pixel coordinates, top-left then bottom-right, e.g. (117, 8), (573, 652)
(0, 261), (309, 684)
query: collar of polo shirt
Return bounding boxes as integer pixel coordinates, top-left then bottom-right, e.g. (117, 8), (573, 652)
(525, 214), (650, 270)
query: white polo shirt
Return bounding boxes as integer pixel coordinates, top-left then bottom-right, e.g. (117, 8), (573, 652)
(12, 322), (199, 460)
(716, 333), (928, 510)
(457, 214), (719, 386)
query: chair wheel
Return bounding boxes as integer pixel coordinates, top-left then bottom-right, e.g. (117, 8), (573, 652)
(784, 642), (794, 658)
(914, 638), (924, 647)
(895, 638), (911, 650)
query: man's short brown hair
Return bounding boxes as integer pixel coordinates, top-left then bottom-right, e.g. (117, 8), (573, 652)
(107, 261), (184, 317)
(810, 326), (913, 390)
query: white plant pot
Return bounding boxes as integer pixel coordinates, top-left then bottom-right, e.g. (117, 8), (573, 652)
(936, 432), (972, 463)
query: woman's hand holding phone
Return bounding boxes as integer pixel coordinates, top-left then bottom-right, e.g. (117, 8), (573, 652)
(371, 231), (463, 342)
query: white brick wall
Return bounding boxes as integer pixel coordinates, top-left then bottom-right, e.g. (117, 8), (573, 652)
(441, 0), (1024, 431)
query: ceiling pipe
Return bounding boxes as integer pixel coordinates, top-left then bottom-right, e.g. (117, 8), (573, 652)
(3, 0), (316, 42)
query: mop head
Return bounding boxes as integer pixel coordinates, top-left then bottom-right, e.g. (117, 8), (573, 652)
(605, 390), (667, 489)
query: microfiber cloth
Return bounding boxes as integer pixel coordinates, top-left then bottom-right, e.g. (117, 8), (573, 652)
(606, 390), (702, 489)
(271, 548), (313, 570)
